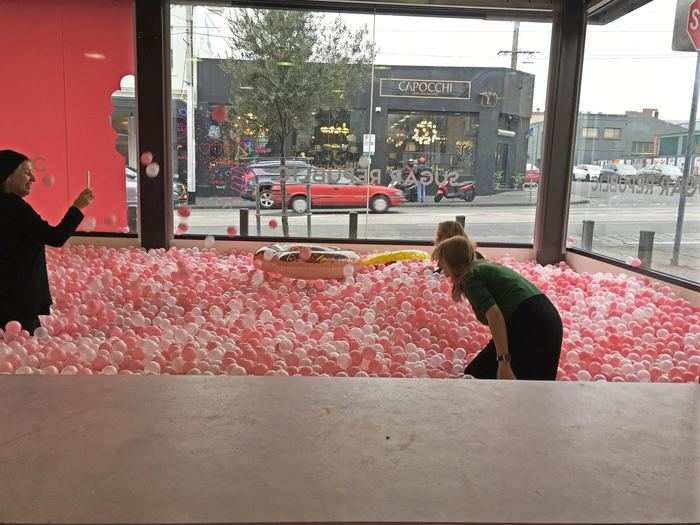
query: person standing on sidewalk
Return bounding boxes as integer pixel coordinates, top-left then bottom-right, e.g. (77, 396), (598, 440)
(415, 156), (428, 204)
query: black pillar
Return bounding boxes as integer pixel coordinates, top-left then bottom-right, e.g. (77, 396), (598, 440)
(476, 110), (498, 195)
(135, 0), (172, 249)
(534, 1), (587, 264)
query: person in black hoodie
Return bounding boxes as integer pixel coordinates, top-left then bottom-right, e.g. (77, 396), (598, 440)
(0, 150), (94, 334)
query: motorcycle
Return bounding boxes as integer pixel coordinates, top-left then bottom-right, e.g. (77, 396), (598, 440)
(388, 179), (417, 201)
(435, 177), (477, 203)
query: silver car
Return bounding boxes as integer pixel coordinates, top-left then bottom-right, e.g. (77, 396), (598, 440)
(126, 167), (188, 206)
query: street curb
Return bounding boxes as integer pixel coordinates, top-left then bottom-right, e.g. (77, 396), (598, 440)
(187, 199), (590, 210)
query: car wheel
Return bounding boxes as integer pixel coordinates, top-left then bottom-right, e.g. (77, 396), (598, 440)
(290, 195), (308, 214)
(434, 193), (443, 203)
(370, 195), (390, 213)
(259, 189), (274, 209)
(464, 189), (476, 202)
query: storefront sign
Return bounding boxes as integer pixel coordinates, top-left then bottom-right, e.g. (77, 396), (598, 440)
(379, 78), (471, 100)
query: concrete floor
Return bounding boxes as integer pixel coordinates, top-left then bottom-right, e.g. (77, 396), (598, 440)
(0, 377), (698, 524)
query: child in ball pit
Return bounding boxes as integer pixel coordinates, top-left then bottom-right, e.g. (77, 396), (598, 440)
(432, 235), (562, 380)
(433, 221), (484, 274)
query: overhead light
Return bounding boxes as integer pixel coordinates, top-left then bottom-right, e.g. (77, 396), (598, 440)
(239, 85), (254, 90)
(277, 61), (294, 67)
(373, 65), (391, 70)
(84, 52), (106, 60)
(332, 89), (343, 94)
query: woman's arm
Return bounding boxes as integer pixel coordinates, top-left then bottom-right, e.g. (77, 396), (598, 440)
(485, 304), (516, 380)
(18, 188), (92, 247)
(20, 205), (84, 247)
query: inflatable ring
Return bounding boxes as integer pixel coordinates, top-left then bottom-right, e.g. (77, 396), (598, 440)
(254, 244), (359, 280)
(359, 249), (430, 266)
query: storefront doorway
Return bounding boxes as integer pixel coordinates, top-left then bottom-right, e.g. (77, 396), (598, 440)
(384, 111), (478, 189)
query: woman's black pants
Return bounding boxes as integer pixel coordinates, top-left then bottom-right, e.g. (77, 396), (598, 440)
(0, 312), (41, 335)
(465, 294), (563, 380)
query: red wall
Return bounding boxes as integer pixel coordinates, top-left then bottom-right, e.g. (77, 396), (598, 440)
(0, 0), (134, 230)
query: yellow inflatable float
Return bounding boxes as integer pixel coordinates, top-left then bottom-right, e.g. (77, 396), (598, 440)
(359, 249), (430, 266)
(254, 245), (430, 279)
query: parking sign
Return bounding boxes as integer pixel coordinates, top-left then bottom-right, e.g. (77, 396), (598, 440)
(363, 133), (376, 155)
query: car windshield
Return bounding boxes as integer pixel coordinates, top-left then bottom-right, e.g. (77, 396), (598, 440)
(253, 165), (310, 178)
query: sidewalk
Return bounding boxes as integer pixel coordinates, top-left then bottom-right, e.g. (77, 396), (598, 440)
(187, 191), (589, 209)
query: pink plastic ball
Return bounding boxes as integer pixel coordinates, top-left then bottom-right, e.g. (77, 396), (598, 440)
(4, 321), (22, 336)
(140, 151), (154, 166)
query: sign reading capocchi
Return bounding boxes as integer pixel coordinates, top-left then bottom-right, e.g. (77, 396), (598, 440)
(379, 78), (471, 100)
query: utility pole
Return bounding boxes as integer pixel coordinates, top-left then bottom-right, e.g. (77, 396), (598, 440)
(511, 21), (520, 70)
(498, 21), (537, 70)
(672, 50), (700, 266)
(185, 5), (197, 205)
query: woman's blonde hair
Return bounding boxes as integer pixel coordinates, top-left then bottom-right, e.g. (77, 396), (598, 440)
(435, 220), (467, 244)
(431, 235), (478, 302)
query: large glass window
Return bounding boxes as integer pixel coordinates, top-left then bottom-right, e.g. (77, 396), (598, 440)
(567, 0), (699, 283)
(0, 0), (137, 234)
(170, 5), (551, 243)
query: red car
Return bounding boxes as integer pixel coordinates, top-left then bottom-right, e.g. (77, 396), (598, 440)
(523, 168), (540, 188)
(269, 172), (406, 213)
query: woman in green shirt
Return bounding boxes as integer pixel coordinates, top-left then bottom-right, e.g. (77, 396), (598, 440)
(432, 235), (562, 380)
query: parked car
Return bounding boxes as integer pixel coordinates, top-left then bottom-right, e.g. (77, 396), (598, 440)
(599, 163), (637, 183)
(573, 164), (601, 182)
(126, 167), (188, 205)
(231, 160), (316, 204)
(637, 163), (683, 183)
(523, 168), (540, 188)
(269, 172), (406, 213)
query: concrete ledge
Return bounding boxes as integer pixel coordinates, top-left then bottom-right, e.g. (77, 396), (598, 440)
(0, 377), (697, 525)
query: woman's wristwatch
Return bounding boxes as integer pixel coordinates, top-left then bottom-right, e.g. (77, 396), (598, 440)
(496, 353), (511, 363)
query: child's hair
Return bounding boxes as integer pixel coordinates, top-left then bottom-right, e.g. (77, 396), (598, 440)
(431, 235), (478, 302)
(435, 220), (467, 244)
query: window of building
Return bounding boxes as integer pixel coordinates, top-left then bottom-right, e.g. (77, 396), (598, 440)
(582, 127), (598, 138)
(170, 5), (551, 243)
(568, 0), (699, 283)
(603, 127), (622, 139)
(632, 141), (655, 154)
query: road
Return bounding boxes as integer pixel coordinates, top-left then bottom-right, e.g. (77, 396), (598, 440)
(179, 181), (700, 281)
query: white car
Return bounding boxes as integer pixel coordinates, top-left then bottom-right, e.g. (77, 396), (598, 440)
(572, 166), (587, 181)
(599, 163), (637, 183)
(637, 164), (683, 183)
(573, 165), (601, 182)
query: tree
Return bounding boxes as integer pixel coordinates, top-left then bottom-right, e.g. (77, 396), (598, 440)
(224, 9), (374, 157)
(223, 9), (375, 235)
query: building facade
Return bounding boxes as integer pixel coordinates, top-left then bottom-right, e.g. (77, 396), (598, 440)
(195, 60), (535, 196)
(527, 109), (685, 168)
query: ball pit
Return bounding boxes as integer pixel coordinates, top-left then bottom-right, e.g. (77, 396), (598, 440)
(0, 245), (697, 382)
